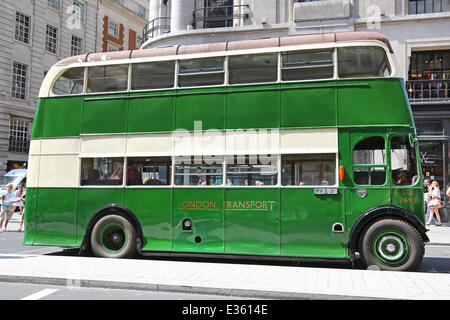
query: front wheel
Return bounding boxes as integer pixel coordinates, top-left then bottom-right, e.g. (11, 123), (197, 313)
(358, 218), (424, 271)
(90, 214), (137, 259)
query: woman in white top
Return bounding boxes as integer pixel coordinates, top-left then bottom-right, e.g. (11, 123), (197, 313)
(12, 185), (25, 231)
(426, 181), (442, 226)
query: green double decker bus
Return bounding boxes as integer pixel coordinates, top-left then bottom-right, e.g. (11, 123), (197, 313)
(25, 32), (429, 271)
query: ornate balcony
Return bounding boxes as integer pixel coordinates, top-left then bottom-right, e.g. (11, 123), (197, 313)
(406, 79), (450, 103)
(192, 4), (249, 29)
(143, 17), (171, 40)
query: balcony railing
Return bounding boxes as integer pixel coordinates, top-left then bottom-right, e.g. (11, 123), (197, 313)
(406, 79), (450, 103)
(143, 17), (171, 40)
(8, 138), (29, 153)
(192, 4), (249, 29)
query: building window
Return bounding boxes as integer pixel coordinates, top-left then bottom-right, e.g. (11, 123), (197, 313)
(71, 35), (83, 56)
(407, 50), (450, 101)
(138, 6), (146, 18)
(108, 21), (119, 37)
(204, 0), (234, 28)
(15, 12), (30, 44)
(46, 25), (58, 54)
(9, 119), (30, 153)
(409, 0), (450, 14)
(416, 120), (444, 136)
(48, 0), (60, 11)
(12, 62), (28, 100)
(72, 0), (85, 23)
(106, 42), (120, 52)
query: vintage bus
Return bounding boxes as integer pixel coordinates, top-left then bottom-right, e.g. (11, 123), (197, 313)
(25, 32), (429, 271)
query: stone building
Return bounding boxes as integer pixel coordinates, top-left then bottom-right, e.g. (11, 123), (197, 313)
(0, 0), (148, 174)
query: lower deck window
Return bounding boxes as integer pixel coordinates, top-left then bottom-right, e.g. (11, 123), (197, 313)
(281, 154), (336, 186)
(175, 156), (223, 186)
(81, 158), (124, 186)
(226, 155), (277, 186)
(127, 157), (171, 186)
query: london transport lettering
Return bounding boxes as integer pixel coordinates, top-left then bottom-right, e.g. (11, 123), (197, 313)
(178, 200), (276, 211)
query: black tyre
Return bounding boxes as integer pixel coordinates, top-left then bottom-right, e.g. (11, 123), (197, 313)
(358, 218), (424, 271)
(90, 214), (137, 259)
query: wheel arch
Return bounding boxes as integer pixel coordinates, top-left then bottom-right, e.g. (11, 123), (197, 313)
(348, 205), (429, 257)
(79, 204), (144, 256)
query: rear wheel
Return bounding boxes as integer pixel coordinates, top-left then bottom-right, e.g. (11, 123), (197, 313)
(358, 218), (424, 271)
(90, 214), (137, 259)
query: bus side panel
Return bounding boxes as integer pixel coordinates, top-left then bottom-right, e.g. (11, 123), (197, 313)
(31, 99), (45, 139)
(391, 188), (425, 224)
(337, 79), (412, 127)
(75, 188), (124, 246)
(82, 95), (128, 134)
(172, 188), (224, 253)
(23, 188), (37, 245)
(41, 97), (83, 138)
(224, 188), (279, 256)
(281, 81), (336, 129)
(128, 94), (175, 133)
(226, 86), (279, 129)
(34, 188), (77, 246)
(124, 188), (172, 251)
(175, 91), (225, 131)
(280, 188), (346, 258)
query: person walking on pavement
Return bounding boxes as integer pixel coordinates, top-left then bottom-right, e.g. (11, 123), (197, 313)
(427, 180), (443, 226)
(12, 185), (25, 232)
(0, 184), (16, 232)
(424, 179), (432, 221)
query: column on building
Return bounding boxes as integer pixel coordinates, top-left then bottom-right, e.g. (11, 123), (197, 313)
(149, 0), (162, 37)
(170, 0), (194, 32)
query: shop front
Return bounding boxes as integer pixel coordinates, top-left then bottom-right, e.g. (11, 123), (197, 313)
(415, 119), (450, 222)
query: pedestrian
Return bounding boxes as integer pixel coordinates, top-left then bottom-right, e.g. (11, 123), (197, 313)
(424, 179), (432, 218)
(0, 184), (16, 232)
(426, 180), (443, 226)
(12, 185), (25, 232)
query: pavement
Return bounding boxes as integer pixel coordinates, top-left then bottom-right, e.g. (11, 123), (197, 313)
(0, 212), (449, 300)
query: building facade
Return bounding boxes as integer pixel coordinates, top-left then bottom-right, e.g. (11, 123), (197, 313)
(0, 0), (148, 175)
(143, 0), (450, 220)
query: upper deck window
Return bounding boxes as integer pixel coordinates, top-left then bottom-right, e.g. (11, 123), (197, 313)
(338, 46), (392, 78)
(131, 61), (175, 90)
(229, 53), (278, 85)
(52, 67), (84, 95)
(282, 50), (334, 81)
(87, 64), (128, 93)
(178, 57), (224, 87)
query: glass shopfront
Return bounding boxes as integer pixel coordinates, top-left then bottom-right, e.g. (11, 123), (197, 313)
(415, 119), (450, 221)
